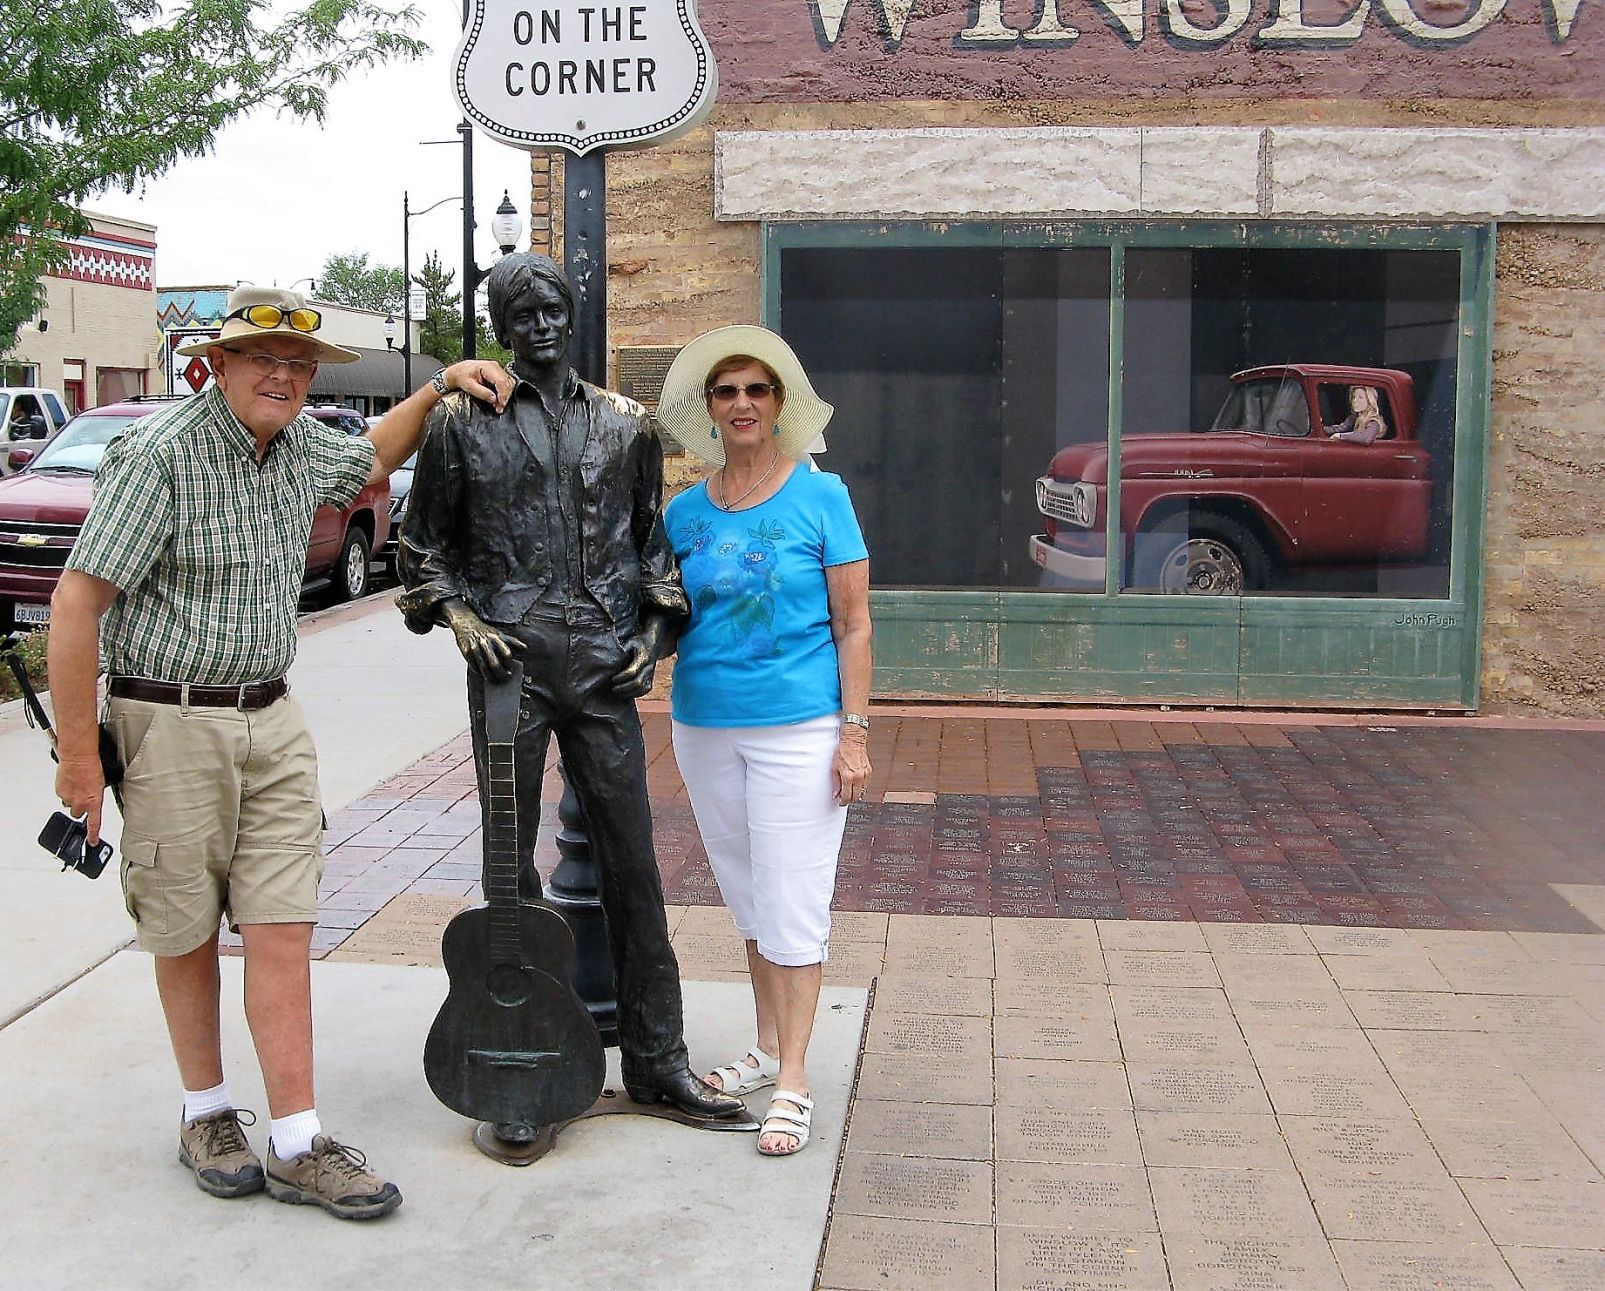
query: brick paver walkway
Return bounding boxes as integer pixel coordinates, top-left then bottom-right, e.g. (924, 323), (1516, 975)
(283, 707), (1605, 1290)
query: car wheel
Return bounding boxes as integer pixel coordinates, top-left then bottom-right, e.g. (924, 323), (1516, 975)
(1136, 515), (1269, 594)
(332, 527), (372, 602)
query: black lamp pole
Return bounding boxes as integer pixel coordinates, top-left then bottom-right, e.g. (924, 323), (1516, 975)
(401, 191), (413, 395)
(543, 148), (618, 1040)
(460, 121), (478, 360)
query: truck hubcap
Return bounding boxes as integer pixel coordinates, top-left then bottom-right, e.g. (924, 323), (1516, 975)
(1159, 539), (1244, 595)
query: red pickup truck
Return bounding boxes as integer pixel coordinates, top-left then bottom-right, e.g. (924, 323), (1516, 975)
(1029, 364), (1432, 594)
(0, 397), (389, 632)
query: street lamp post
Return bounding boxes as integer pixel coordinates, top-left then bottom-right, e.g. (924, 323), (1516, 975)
(402, 190), (468, 396)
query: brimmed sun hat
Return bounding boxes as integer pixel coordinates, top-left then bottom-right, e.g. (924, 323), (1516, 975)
(655, 325), (832, 467)
(174, 286), (360, 364)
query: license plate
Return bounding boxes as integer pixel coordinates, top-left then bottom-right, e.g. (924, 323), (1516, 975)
(13, 602), (50, 626)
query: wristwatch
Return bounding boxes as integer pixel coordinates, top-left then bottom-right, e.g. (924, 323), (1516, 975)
(429, 368), (449, 397)
(841, 713), (871, 732)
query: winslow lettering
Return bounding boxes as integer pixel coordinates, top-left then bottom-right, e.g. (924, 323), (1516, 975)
(808, 0), (1587, 48)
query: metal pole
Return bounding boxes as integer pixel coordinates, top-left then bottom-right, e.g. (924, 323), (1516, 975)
(545, 146), (617, 1041)
(564, 151), (607, 386)
(460, 121), (477, 361)
(402, 191), (413, 396)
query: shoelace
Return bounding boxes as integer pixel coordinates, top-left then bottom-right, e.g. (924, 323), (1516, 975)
(198, 1108), (255, 1157)
(310, 1137), (372, 1182)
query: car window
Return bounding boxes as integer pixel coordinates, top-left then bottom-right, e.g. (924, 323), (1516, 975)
(28, 412), (142, 472)
(1212, 378), (1309, 438)
(43, 393), (66, 424)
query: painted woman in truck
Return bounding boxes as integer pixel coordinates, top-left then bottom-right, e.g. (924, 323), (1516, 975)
(1326, 385), (1389, 444)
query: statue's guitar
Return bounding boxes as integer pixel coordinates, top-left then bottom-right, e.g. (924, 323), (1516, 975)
(423, 664), (605, 1126)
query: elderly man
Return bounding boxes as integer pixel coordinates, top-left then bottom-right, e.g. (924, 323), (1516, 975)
(49, 286), (513, 1219)
(399, 253), (742, 1129)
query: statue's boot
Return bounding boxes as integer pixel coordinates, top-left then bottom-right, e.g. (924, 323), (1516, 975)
(625, 1067), (745, 1119)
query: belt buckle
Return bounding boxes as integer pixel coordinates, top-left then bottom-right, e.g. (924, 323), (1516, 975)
(237, 683), (252, 711)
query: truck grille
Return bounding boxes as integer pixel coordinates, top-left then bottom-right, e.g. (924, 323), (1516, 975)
(1035, 476), (1096, 528)
(0, 519), (80, 570)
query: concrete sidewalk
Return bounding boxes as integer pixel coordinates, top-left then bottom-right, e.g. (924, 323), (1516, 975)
(2, 590), (1603, 1289)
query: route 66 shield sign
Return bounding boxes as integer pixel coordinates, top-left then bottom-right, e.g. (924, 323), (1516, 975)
(455, 0), (718, 156)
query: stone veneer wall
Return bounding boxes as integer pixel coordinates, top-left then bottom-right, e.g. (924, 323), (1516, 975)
(582, 98), (1602, 716)
(1484, 225), (1605, 715)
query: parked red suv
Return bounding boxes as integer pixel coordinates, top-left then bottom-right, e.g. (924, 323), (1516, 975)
(0, 396), (389, 633)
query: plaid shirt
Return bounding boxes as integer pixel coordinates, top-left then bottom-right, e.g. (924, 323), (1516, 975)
(67, 386), (375, 684)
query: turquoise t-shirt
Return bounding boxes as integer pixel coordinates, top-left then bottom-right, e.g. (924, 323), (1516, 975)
(666, 465), (868, 728)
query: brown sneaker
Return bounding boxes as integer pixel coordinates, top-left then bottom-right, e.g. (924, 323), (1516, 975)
(178, 1108), (265, 1198)
(265, 1134), (402, 1220)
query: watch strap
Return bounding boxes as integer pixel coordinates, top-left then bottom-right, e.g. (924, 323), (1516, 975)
(841, 712), (871, 731)
(430, 368), (449, 397)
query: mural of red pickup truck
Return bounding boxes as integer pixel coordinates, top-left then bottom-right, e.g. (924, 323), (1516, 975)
(1029, 364), (1433, 594)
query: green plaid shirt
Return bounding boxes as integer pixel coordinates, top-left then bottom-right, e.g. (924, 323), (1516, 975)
(67, 386), (375, 684)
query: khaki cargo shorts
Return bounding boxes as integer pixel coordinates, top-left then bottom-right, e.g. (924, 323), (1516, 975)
(106, 692), (325, 956)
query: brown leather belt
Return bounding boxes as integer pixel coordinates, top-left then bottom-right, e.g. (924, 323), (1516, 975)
(108, 677), (288, 711)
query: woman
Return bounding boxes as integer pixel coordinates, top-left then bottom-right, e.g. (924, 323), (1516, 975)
(656, 325), (872, 1158)
(1326, 385), (1388, 444)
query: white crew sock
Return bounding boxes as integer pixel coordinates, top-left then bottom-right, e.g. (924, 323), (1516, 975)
(270, 1109), (323, 1160)
(181, 1081), (233, 1125)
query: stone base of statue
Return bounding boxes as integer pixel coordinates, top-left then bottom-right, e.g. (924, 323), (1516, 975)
(472, 1087), (760, 1165)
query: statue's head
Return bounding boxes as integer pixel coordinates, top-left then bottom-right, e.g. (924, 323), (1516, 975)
(486, 253), (575, 368)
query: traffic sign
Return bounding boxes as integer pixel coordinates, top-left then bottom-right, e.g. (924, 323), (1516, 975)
(455, 1), (718, 156)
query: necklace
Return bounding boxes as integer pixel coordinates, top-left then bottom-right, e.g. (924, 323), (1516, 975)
(714, 451), (780, 511)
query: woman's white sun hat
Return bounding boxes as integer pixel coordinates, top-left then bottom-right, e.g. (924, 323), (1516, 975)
(655, 325), (832, 467)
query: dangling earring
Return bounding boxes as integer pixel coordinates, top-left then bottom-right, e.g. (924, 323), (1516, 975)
(710, 427), (718, 439)
(772, 425), (780, 436)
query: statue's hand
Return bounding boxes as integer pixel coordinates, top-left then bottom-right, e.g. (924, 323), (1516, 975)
(442, 602), (518, 680)
(610, 636), (657, 698)
(611, 617), (669, 697)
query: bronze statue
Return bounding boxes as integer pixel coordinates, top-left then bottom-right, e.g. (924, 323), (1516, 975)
(399, 253), (742, 1134)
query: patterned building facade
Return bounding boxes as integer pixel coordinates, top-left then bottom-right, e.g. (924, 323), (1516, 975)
(6, 212), (160, 411)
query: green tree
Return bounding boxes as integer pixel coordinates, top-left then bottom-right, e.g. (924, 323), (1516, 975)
(317, 252), (405, 314)
(1, 0), (426, 352)
(413, 251), (462, 366)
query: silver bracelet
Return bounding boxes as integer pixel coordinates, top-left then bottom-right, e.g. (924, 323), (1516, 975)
(841, 712), (870, 732)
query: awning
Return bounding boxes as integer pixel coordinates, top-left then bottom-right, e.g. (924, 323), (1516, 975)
(308, 347), (446, 400)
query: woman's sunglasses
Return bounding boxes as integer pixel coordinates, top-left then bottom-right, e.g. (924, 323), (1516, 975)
(228, 304), (323, 333)
(707, 381), (779, 401)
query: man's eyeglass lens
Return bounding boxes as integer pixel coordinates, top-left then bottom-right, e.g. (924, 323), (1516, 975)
(709, 382), (777, 401)
(226, 350), (317, 379)
(230, 305), (322, 333)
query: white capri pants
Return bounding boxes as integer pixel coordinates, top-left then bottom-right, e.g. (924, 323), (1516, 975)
(671, 715), (848, 966)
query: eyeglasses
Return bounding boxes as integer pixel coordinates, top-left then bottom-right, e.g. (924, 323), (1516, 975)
(227, 304), (323, 333)
(221, 348), (318, 380)
(708, 382), (779, 402)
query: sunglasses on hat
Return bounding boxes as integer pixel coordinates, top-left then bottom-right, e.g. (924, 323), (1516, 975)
(227, 304), (323, 333)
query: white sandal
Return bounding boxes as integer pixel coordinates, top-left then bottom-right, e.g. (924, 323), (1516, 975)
(758, 1089), (813, 1157)
(706, 1047), (779, 1097)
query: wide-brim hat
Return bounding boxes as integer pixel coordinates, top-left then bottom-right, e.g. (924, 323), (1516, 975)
(655, 325), (832, 466)
(174, 286), (360, 364)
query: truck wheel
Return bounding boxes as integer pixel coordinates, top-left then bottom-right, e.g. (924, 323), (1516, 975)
(332, 528), (371, 602)
(1139, 515), (1269, 594)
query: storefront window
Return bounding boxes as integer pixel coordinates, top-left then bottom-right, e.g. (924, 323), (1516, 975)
(779, 231), (1462, 600)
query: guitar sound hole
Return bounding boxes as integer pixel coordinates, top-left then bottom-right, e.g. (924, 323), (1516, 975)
(486, 964), (534, 1007)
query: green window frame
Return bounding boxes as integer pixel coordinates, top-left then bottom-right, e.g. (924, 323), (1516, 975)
(763, 220), (1494, 709)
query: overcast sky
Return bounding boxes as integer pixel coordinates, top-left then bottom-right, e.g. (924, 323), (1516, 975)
(93, 2), (533, 298)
